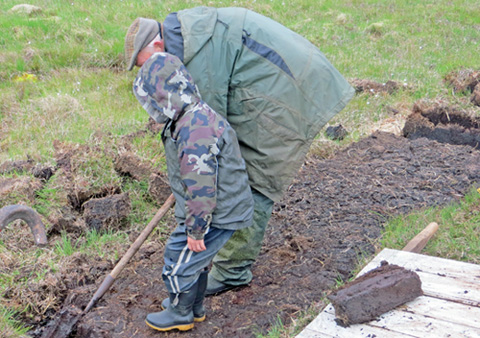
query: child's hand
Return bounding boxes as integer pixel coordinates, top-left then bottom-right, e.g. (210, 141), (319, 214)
(187, 237), (206, 252)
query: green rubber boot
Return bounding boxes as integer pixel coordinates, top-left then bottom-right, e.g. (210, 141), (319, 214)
(161, 269), (208, 322)
(145, 282), (198, 332)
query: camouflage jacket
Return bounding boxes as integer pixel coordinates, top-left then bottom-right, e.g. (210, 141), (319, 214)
(134, 52), (253, 239)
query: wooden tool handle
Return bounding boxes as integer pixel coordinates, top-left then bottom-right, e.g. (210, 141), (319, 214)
(84, 194), (175, 313)
(402, 222), (439, 253)
(110, 193), (175, 278)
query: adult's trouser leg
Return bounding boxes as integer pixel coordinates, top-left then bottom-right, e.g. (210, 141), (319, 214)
(210, 189), (274, 285)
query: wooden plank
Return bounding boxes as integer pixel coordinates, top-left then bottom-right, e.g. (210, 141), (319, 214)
(296, 327), (334, 338)
(323, 296), (480, 331)
(416, 270), (480, 306)
(307, 302), (480, 338)
(296, 326), (412, 338)
(364, 306), (480, 338)
(298, 304), (417, 338)
(358, 249), (480, 305)
(297, 250), (480, 338)
(359, 249), (480, 279)
(402, 296), (480, 329)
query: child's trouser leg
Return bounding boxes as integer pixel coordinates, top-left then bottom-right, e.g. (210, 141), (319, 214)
(161, 268), (208, 321)
(145, 280), (198, 331)
(162, 225), (234, 294)
(146, 225), (234, 331)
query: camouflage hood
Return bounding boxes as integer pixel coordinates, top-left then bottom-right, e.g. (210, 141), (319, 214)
(133, 52), (202, 124)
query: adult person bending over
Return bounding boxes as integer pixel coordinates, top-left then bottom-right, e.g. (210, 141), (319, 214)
(125, 6), (355, 295)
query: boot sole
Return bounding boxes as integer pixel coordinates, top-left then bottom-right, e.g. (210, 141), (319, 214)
(194, 315), (206, 322)
(145, 320), (194, 332)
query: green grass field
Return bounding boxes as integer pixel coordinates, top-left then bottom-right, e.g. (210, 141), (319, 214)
(1, 0), (479, 337)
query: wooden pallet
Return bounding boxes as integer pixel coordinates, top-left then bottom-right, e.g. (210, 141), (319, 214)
(296, 248), (480, 338)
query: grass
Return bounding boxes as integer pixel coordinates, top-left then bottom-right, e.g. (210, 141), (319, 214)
(0, 306), (30, 338)
(255, 305), (325, 338)
(54, 233), (76, 257)
(381, 186), (480, 264)
(256, 315), (285, 338)
(0, 225), (132, 330)
(53, 229), (130, 259)
(1, 0), (479, 161)
(1, 0), (479, 336)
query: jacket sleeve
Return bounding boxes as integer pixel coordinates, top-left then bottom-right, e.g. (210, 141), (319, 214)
(175, 108), (223, 240)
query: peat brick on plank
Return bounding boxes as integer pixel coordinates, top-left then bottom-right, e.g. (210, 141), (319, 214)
(327, 260), (423, 326)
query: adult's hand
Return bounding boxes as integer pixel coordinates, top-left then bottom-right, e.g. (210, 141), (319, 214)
(187, 237), (206, 252)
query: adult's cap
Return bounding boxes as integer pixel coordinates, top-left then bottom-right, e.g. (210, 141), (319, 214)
(125, 17), (161, 71)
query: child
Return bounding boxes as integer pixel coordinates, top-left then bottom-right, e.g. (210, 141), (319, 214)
(133, 52), (253, 331)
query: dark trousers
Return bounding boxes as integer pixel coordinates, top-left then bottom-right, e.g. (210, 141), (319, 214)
(163, 224), (235, 294)
(210, 189), (274, 285)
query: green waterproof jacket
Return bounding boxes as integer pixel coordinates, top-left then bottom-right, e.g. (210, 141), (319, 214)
(164, 7), (355, 202)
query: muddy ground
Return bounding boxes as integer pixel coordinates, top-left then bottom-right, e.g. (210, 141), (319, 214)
(31, 103), (479, 338)
(2, 72), (479, 337)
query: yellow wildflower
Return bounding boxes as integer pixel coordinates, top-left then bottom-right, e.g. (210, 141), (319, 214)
(14, 72), (38, 83)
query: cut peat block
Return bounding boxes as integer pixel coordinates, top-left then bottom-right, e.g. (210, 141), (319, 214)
(327, 260), (423, 327)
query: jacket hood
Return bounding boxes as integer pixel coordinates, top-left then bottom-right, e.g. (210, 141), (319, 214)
(177, 7), (217, 63)
(133, 52), (201, 123)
